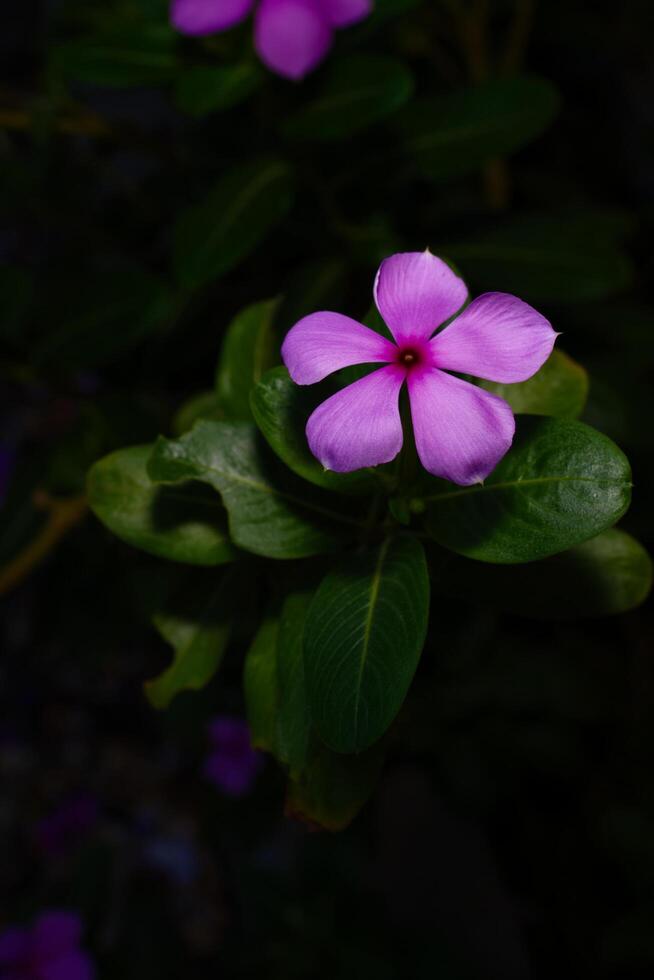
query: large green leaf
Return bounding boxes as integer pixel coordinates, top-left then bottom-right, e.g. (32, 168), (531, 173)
(87, 445), (235, 565)
(441, 210), (634, 304)
(250, 367), (384, 495)
(215, 299), (279, 421)
(146, 573), (236, 709)
(432, 529), (652, 619)
(480, 349), (589, 418)
(147, 421), (360, 559)
(276, 591), (314, 772)
(244, 617), (279, 752)
(283, 55), (413, 142)
(422, 417), (632, 564)
(305, 535), (429, 753)
(397, 76), (559, 181)
(173, 158), (293, 292)
(51, 25), (177, 88)
(175, 63), (261, 117)
(285, 743), (384, 831)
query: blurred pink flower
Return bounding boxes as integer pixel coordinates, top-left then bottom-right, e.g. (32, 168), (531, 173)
(203, 716), (262, 797)
(170, 0), (372, 79)
(0, 911), (94, 980)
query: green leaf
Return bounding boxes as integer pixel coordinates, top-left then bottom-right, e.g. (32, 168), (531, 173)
(175, 63), (261, 117)
(432, 529), (652, 620)
(283, 54), (414, 142)
(244, 617), (280, 752)
(441, 210), (634, 304)
(397, 76), (559, 181)
(35, 268), (174, 369)
(276, 591), (314, 772)
(146, 572), (236, 709)
(250, 367), (383, 495)
(147, 421), (360, 559)
(305, 535), (429, 753)
(173, 158), (293, 292)
(215, 299), (279, 421)
(173, 390), (224, 436)
(51, 25), (177, 88)
(479, 349), (589, 418)
(87, 445), (235, 565)
(422, 416), (632, 564)
(285, 743), (384, 831)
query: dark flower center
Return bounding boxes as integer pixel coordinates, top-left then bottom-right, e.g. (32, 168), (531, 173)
(397, 346), (422, 368)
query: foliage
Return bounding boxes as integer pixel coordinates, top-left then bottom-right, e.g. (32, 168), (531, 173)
(2, 1), (654, 975)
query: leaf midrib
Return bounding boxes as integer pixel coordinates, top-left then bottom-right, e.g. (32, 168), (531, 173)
(352, 538), (391, 744)
(407, 109), (547, 152)
(423, 474), (631, 505)
(295, 78), (406, 120)
(189, 457), (361, 528)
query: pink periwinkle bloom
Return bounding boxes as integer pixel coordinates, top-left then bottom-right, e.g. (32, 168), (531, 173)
(170, 0), (372, 79)
(281, 251), (558, 486)
(203, 716), (263, 797)
(0, 910), (94, 980)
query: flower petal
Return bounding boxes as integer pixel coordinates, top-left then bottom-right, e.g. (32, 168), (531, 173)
(37, 951), (95, 980)
(320, 0), (372, 27)
(254, 0), (332, 80)
(32, 912), (82, 959)
(408, 368), (515, 485)
(208, 716), (251, 748)
(0, 927), (30, 965)
(204, 748), (261, 797)
(374, 250), (468, 346)
(282, 311), (396, 384)
(430, 292), (558, 383)
(307, 365), (405, 471)
(170, 0), (254, 35)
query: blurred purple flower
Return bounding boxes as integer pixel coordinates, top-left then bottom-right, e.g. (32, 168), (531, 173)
(203, 717), (262, 797)
(0, 911), (94, 980)
(282, 250), (558, 485)
(35, 793), (99, 857)
(170, 0), (372, 79)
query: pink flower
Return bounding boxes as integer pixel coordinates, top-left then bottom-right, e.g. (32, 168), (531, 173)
(0, 911), (94, 980)
(170, 0), (372, 79)
(281, 251), (558, 486)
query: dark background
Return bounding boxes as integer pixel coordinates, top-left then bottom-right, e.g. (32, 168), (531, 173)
(2, 1), (654, 977)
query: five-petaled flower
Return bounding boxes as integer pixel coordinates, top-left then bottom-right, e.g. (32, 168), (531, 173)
(170, 0), (372, 80)
(281, 251), (558, 486)
(0, 910), (94, 980)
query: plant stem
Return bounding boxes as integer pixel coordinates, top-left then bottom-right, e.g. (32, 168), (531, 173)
(0, 491), (88, 596)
